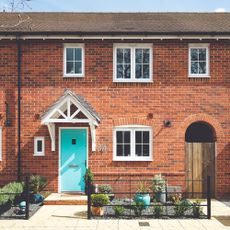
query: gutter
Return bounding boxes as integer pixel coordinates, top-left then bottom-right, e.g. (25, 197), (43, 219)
(16, 35), (21, 181)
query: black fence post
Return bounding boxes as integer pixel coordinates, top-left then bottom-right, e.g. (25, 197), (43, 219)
(207, 176), (211, 219)
(25, 176), (30, 220)
(87, 176), (91, 220)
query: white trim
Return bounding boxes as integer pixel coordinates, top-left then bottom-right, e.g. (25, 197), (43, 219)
(188, 43), (210, 78)
(58, 127), (88, 193)
(3, 35), (230, 40)
(63, 44), (85, 77)
(41, 94), (98, 126)
(34, 137), (45, 156)
(113, 125), (153, 161)
(0, 127), (2, 161)
(113, 43), (153, 83)
(47, 123), (55, 151)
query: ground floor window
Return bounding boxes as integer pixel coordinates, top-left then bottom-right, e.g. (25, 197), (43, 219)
(113, 126), (152, 161)
(34, 137), (45, 156)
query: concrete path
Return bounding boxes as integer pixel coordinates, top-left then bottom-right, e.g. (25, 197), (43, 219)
(0, 200), (229, 229)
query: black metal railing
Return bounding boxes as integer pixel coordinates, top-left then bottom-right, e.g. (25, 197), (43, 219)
(87, 176), (211, 219)
(0, 176), (30, 220)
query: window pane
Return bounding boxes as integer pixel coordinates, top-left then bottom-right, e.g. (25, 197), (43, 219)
(135, 49), (143, 63)
(124, 64), (131, 79)
(143, 49), (150, 63)
(37, 140), (42, 152)
(66, 62), (74, 74)
(191, 49), (198, 61)
(116, 131), (122, 143)
(117, 49), (123, 63)
(143, 145), (149, 156)
(75, 62), (82, 74)
(136, 64), (142, 78)
(124, 145), (130, 156)
(143, 131), (149, 143)
(117, 145), (123, 156)
(199, 49), (206, 61)
(124, 131), (130, 143)
(143, 65), (150, 79)
(75, 48), (82, 61)
(117, 64), (123, 78)
(124, 49), (131, 63)
(136, 144), (142, 156)
(199, 62), (206, 74)
(135, 131), (142, 143)
(191, 62), (198, 74)
(66, 48), (74, 61)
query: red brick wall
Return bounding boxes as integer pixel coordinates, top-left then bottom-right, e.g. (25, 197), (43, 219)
(0, 39), (229, 198)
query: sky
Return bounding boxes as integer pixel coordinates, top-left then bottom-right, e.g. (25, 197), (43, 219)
(0, 0), (230, 12)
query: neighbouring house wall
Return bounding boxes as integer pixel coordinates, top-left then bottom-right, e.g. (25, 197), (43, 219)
(0, 39), (229, 198)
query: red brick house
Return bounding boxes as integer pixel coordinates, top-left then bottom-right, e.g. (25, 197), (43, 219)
(0, 13), (229, 198)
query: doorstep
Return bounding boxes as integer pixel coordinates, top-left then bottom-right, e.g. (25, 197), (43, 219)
(44, 193), (87, 205)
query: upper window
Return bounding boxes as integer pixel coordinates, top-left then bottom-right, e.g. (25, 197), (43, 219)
(189, 44), (210, 77)
(64, 44), (84, 77)
(34, 137), (45, 156)
(113, 126), (152, 161)
(0, 127), (2, 161)
(114, 44), (152, 82)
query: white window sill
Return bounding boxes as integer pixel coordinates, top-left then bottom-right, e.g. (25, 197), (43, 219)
(113, 79), (153, 83)
(113, 157), (153, 162)
(188, 75), (210, 78)
(33, 154), (45, 157)
(63, 75), (84, 78)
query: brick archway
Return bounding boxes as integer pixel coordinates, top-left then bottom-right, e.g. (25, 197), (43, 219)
(178, 113), (223, 141)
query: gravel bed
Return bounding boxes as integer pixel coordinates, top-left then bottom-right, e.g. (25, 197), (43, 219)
(92, 198), (206, 219)
(0, 202), (43, 219)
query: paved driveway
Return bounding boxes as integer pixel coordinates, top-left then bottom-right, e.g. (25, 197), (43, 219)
(0, 200), (229, 230)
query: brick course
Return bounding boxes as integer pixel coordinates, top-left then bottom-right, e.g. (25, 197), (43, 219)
(0, 39), (229, 198)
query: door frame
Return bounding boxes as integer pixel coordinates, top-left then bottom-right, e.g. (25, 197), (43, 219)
(58, 127), (88, 193)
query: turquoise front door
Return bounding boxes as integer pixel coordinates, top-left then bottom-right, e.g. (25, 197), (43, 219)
(60, 128), (87, 192)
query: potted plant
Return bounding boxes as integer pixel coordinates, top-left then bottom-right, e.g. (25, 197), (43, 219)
(98, 184), (115, 201)
(152, 174), (166, 203)
(91, 194), (109, 216)
(134, 181), (150, 208)
(29, 174), (47, 203)
(84, 168), (95, 194)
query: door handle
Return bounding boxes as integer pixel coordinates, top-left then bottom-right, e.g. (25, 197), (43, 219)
(69, 164), (78, 168)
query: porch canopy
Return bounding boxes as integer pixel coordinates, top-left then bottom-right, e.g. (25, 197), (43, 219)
(41, 90), (100, 152)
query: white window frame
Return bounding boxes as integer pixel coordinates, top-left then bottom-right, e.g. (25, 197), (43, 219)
(34, 137), (45, 156)
(0, 127), (2, 161)
(188, 44), (210, 78)
(63, 44), (85, 77)
(113, 125), (153, 161)
(113, 44), (153, 83)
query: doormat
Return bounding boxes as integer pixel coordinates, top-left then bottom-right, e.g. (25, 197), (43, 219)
(213, 216), (230, 226)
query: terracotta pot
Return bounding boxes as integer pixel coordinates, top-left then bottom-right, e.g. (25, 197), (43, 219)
(91, 206), (104, 216)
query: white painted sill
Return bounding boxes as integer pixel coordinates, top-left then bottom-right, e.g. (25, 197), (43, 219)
(113, 158), (153, 162)
(188, 75), (210, 78)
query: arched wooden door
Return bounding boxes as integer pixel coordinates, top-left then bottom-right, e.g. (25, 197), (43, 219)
(185, 122), (216, 198)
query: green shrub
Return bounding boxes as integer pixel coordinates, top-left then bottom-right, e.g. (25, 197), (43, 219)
(153, 204), (164, 218)
(29, 175), (47, 194)
(91, 194), (109, 207)
(174, 199), (190, 217)
(84, 168), (94, 183)
(98, 184), (113, 194)
(192, 200), (203, 218)
(133, 201), (145, 217)
(0, 181), (24, 205)
(113, 205), (125, 217)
